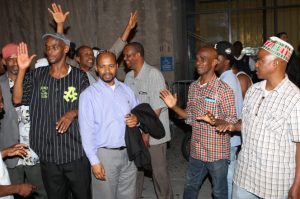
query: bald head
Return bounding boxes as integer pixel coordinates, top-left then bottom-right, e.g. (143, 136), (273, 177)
(195, 46), (218, 76)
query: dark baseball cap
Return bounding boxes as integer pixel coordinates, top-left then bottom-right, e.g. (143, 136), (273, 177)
(215, 41), (234, 61)
(42, 33), (71, 46)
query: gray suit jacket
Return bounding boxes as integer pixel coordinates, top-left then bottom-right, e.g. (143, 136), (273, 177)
(0, 74), (20, 168)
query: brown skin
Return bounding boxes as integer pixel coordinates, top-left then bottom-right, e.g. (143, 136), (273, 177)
(13, 41), (76, 134)
(75, 47), (94, 72)
(2, 56), (18, 82)
(160, 47), (218, 120)
(0, 144), (36, 197)
(199, 49), (300, 198)
(232, 65), (252, 98)
(123, 45), (162, 146)
(92, 53), (139, 180)
(215, 54), (230, 76)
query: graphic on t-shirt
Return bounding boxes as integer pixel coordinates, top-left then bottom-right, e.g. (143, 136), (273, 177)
(64, 86), (78, 102)
(40, 86), (48, 99)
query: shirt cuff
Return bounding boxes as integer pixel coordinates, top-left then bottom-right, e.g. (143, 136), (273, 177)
(89, 155), (100, 166)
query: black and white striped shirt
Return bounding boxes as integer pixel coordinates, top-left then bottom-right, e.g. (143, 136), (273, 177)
(22, 66), (89, 164)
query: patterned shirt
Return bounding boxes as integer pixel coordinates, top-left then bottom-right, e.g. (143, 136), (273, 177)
(22, 66), (89, 164)
(186, 76), (237, 162)
(234, 76), (300, 199)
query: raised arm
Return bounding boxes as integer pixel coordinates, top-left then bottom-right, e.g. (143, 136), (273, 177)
(160, 89), (187, 119)
(120, 11), (138, 42)
(13, 43), (36, 105)
(48, 3), (70, 34)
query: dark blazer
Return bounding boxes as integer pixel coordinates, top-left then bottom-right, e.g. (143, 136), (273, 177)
(125, 103), (165, 169)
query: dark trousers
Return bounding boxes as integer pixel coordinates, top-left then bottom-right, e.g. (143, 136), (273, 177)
(40, 156), (91, 199)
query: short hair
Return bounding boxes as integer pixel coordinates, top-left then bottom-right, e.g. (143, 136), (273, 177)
(276, 32), (287, 38)
(75, 45), (92, 57)
(233, 41), (243, 47)
(125, 42), (144, 57)
(96, 50), (117, 64)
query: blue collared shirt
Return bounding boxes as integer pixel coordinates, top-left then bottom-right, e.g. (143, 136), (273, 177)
(78, 78), (138, 165)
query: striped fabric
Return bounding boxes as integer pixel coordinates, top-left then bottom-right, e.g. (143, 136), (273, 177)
(22, 66), (89, 164)
(234, 76), (300, 199)
(186, 76), (237, 162)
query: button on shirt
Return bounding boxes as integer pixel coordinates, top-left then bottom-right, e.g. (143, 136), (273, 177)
(186, 77), (237, 162)
(78, 78), (138, 165)
(234, 76), (300, 199)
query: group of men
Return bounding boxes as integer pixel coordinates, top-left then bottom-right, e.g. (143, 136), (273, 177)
(160, 36), (300, 199)
(0, 3), (172, 199)
(1, 3), (300, 199)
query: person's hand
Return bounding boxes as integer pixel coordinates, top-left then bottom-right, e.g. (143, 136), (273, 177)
(48, 3), (70, 24)
(17, 183), (36, 197)
(17, 42), (36, 70)
(141, 132), (150, 147)
(91, 163), (106, 181)
(56, 111), (76, 133)
(127, 10), (138, 30)
(288, 181), (300, 199)
(125, 113), (138, 128)
(1, 144), (28, 158)
(196, 111), (216, 125)
(160, 89), (177, 108)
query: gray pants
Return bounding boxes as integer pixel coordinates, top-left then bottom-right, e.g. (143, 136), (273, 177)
(92, 148), (137, 199)
(136, 143), (173, 199)
(7, 164), (47, 199)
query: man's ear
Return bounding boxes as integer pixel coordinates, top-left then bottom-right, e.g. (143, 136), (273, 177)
(64, 45), (70, 54)
(212, 58), (218, 67)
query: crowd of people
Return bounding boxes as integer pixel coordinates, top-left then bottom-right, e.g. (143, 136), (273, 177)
(0, 3), (300, 199)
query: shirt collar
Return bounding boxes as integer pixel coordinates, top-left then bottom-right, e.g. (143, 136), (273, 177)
(97, 78), (121, 88)
(135, 62), (149, 80)
(195, 74), (218, 89)
(253, 75), (289, 93)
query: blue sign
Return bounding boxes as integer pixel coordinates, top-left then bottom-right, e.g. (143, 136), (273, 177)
(160, 57), (173, 72)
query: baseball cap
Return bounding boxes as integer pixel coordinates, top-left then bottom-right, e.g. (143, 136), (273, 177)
(214, 41), (234, 61)
(42, 33), (71, 46)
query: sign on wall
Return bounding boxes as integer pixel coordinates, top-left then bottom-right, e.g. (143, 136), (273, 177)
(160, 56), (173, 72)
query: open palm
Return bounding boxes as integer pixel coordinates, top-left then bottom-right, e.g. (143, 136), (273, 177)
(160, 89), (177, 108)
(128, 10), (138, 29)
(17, 42), (36, 70)
(48, 3), (70, 24)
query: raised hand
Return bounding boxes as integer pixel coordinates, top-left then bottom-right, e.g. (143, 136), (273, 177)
(160, 89), (177, 108)
(17, 42), (36, 70)
(127, 10), (138, 29)
(48, 3), (70, 24)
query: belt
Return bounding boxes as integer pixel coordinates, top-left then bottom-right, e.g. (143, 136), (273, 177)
(103, 146), (126, 150)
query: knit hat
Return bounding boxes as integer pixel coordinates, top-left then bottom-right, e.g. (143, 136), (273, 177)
(2, 43), (18, 59)
(42, 33), (71, 46)
(261, 36), (294, 62)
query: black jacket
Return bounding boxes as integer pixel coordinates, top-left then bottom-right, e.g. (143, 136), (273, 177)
(125, 103), (165, 169)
